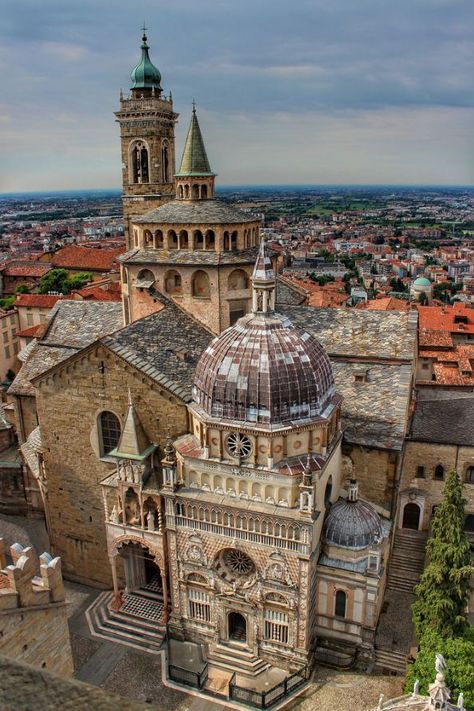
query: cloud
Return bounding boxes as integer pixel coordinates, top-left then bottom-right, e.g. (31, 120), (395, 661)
(0, 0), (473, 189)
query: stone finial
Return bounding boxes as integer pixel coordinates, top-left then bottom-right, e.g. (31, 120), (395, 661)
(413, 679), (420, 696)
(428, 654), (451, 710)
(457, 693), (464, 710)
(378, 693), (384, 710)
(347, 478), (359, 502)
(40, 553), (65, 602)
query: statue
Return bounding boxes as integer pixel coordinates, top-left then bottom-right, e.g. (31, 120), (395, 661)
(146, 510), (155, 531)
(457, 693), (464, 710)
(413, 680), (420, 695)
(377, 694), (384, 710)
(435, 654), (446, 675)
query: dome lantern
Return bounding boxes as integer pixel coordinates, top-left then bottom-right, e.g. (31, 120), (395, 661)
(130, 29), (162, 94)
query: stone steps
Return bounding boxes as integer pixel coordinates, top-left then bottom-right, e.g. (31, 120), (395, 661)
(374, 647), (407, 675)
(208, 642), (269, 677)
(385, 530), (427, 593)
(386, 575), (418, 593)
(85, 591), (166, 655)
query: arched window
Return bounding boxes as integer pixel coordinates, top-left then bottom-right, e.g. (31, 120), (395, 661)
(161, 143), (169, 182)
(192, 270), (210, 298)
(335, 590), (347, 618)
(192, 184), (200, 199)
(99, 411), (121, 456)
(136, 269), (155, 289)
(164, 269), (182, 294)
(205, 230), (215, 250)
(194, 230), (204, 250)
(154, 230), (163, 249)
(143, 230), (153, 247)
(228, 269), (249, 291)
(465, 466), (474, 484)
(131, 141), (149, 184)
(168, 230), (178, 249)
(434, 465), (444, 481)
(201, 184), (208, 199)
(179, 230), (189, 249)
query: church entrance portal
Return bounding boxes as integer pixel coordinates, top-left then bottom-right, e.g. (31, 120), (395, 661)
(228, 611), (247, 642)
(402, 502), (421, 530)
(114, 541), (167, 622)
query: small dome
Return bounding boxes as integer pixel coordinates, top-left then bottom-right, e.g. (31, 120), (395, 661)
(413, 277), (431, 287)
(193, 311), (335, 426)
(131, 33), (162, 90)
(325, 496), (383, 549)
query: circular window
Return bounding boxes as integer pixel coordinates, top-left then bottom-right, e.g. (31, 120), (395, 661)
(214, 548), (256, 586)
(223, 549), (255, 576)
(226, 432), (252, 459)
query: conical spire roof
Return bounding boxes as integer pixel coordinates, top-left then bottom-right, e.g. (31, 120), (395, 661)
(131, 31), (162, 91)
(176, 106), (214, 177)
(111, 391), (155, 460)
(252, 238), (274, 283)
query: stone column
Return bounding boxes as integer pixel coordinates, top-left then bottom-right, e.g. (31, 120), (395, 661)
(161, 570), (169, 623)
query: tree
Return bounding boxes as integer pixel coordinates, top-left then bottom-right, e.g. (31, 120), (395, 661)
(412, 471), (472, 639)
(38, 269), (69, 294)
(405, 629), (474, 708)
(15, 284), (30, 294)
(38, 269), (92, 295)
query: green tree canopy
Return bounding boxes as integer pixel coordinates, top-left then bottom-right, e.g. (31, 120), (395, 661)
(405, 629), (474, 708)
(38, 269), (92, 295)
(15, 284), (30, 294)
(412, 471), (472, 639)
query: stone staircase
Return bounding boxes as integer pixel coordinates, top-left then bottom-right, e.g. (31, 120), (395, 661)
(208, 641), (270, 677)
(386, 529), (428, 593)
(374, 648), (408, 675)
(86, 591), (166, 654)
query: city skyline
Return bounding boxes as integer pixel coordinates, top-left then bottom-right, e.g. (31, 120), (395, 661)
(1, 0), (474, 192)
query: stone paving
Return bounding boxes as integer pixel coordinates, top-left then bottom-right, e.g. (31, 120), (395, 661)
(375, 588), (416, 654)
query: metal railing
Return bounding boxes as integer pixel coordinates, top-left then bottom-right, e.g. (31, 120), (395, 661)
(229, 665), (308, 709)
(168, 661), (208, 689)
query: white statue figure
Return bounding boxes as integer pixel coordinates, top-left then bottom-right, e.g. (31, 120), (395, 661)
(146, 510), (155, 531)
(435, 654), (446, 676)
(413, 680), (420, 695)
(378, 694), (384, 710)
(111, 505), (120, 524)
(457, 693), (464, 710)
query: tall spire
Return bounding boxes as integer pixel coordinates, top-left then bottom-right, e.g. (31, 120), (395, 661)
(176, 106), (214, 177)
(130, 28), (162, 92)
(252, 238), (275, 314)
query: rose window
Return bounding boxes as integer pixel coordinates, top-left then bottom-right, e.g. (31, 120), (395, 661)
(224, 549), (255, 575)
(214, 548), (256, 585)
(226, 432), (252, 459)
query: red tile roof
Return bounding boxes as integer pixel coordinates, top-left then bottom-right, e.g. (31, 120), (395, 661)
(51, 246), (125, 272)
(419, 329), (453, 348)
(16, 323), (46, 339)
(15, 294), (62, 309)
(418, 303), (474, 334)
(1, 264), (51, 277)
(71, 281), (121, 302)
(360, 297), (410, 312)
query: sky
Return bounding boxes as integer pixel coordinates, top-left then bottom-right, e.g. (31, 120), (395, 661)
(1, 0), (474, 192)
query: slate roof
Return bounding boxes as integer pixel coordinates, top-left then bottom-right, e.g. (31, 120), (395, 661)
(275, 278), (307, 306)
(102, 296), (213, 402)
(410, 397), (474, 446)
(176, 107), (214, 176)
(9, 301), (123, 396)
(121, 247), (258, 267)
(134, 199), (258, 225)
(331, 360), (413, 449)
(280, 306), (418, 361)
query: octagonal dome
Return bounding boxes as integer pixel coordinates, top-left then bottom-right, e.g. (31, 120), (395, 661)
(324, 496), (383, 550)
(192, 311), (335, 426)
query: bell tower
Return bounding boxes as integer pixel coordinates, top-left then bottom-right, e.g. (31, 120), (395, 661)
(116, 29), (179, 249)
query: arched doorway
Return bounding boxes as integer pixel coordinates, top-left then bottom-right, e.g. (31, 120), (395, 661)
(113, 541), (168, 622)
(402, 502), (421, 530)
(228, 611), (247, 642)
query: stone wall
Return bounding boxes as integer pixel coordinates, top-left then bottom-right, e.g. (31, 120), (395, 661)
(0, 540), (73, 677)
(342, 443), (398, 513)
(35, 344), (189, 587)
(400, 440), (474, 530)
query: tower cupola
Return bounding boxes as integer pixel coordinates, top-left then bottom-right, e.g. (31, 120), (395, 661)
(176, 105), (216, 200)
(130, 30), (162, 95)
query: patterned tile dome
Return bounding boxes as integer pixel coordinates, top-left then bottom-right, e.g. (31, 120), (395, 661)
(324, 482), (383, 550)
(192, 311), (335, 426)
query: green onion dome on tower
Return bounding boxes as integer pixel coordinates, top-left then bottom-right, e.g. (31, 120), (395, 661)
(130, 31), (162, 91)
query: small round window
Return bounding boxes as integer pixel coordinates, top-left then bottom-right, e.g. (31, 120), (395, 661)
(226, 432), (252, 459)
